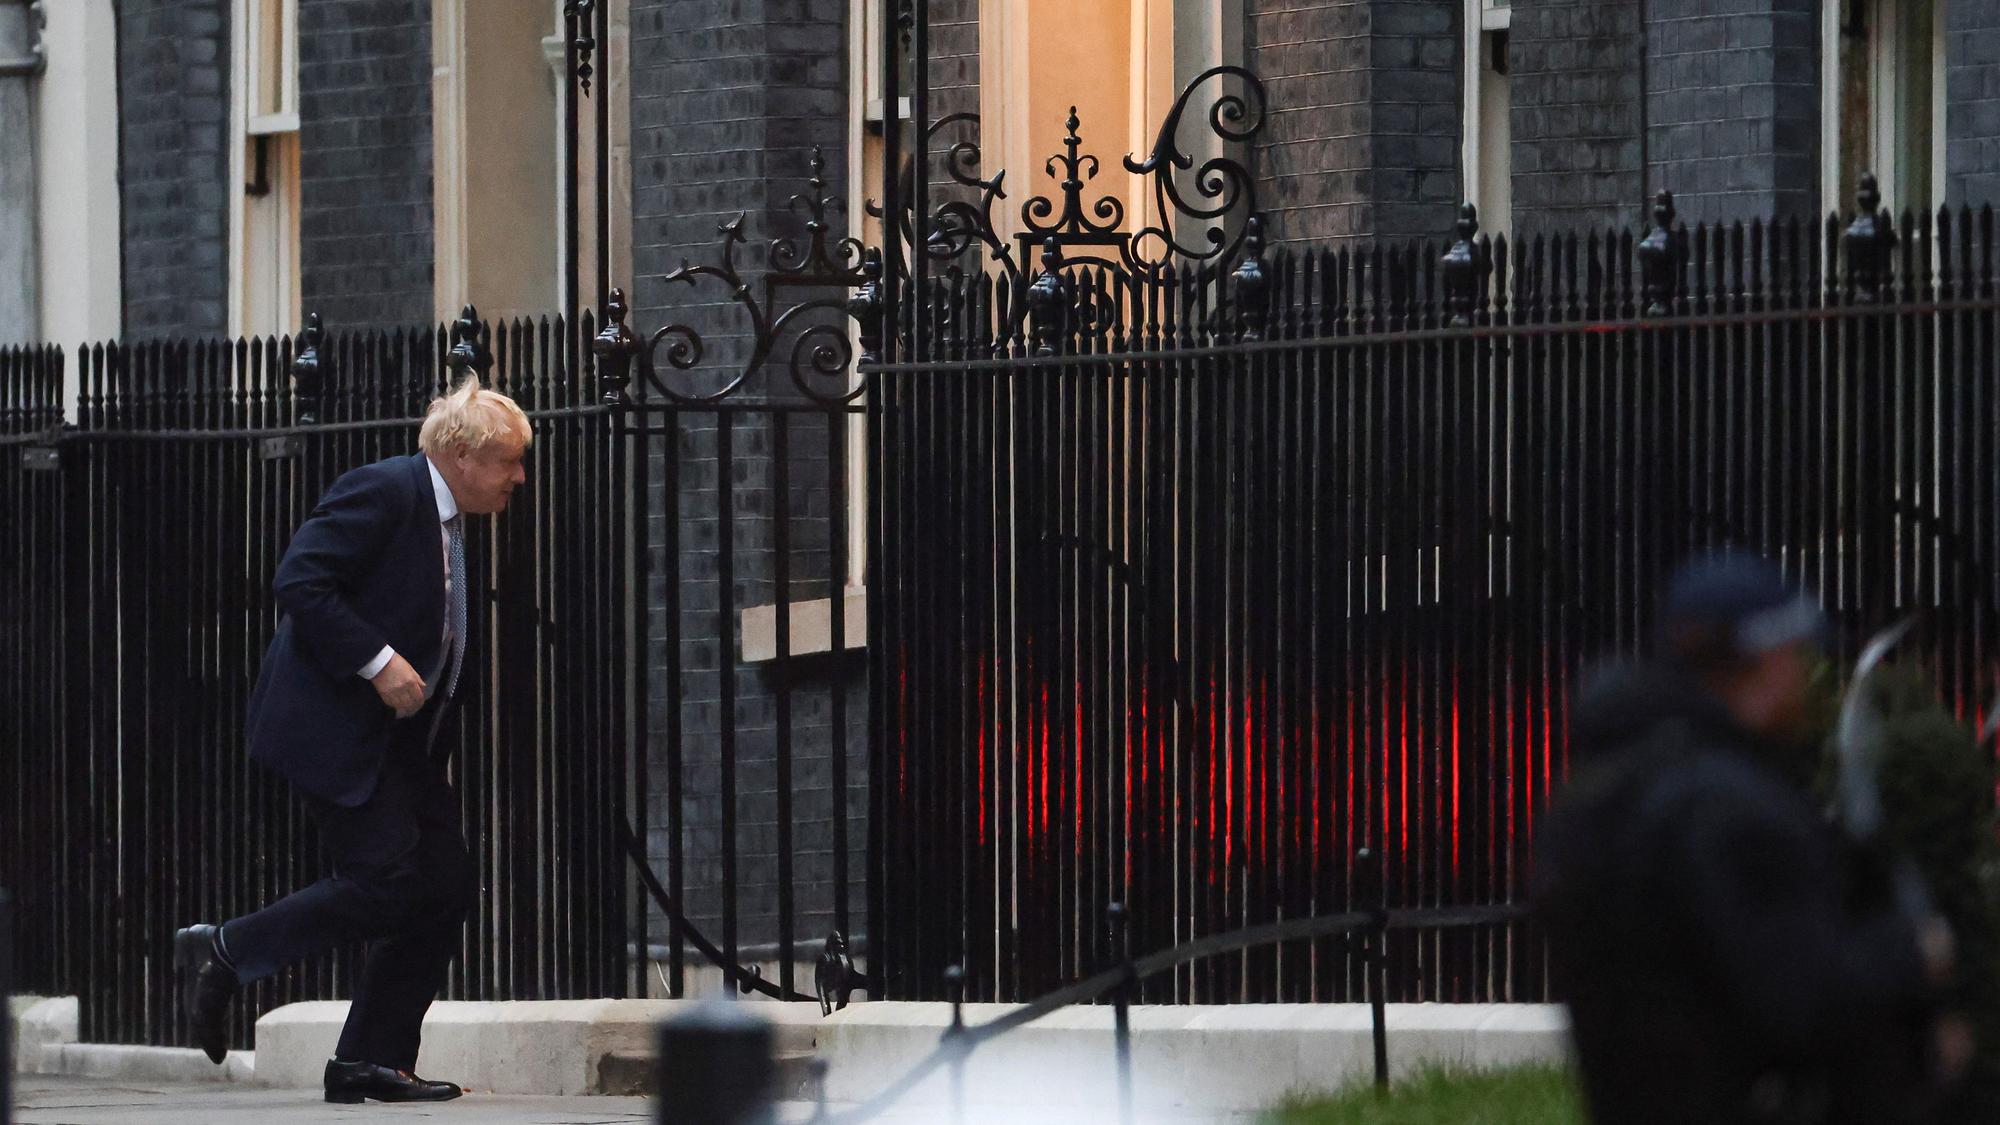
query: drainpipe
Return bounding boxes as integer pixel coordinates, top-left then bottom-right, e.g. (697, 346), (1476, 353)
(0, 0), (43, 343)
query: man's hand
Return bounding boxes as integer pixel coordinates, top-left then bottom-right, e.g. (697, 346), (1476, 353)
(370, 652), (427, 719)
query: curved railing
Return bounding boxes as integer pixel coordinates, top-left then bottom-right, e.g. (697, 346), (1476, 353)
(819, 849), (1533, 1124)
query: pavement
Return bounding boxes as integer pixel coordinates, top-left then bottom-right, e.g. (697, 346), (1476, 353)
(9, 1074), (948, 1124)
(11, 1074), (656, 1124)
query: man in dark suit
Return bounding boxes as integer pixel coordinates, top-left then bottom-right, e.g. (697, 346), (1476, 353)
(173, 377), (531, 1104)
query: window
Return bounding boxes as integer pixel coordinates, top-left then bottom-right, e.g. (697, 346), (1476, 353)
(31, 0), (124, 359)
(1823, 0), (1947, 217)
(229, 0), (300, 336)
(1462, 0), (1511, 236)
(431, 0), (565, 323)
(246, 0), (297, 130)
(976, 0), (1185, 248)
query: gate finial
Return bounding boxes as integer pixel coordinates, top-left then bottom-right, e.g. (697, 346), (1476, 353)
(1844, 174), (1897, 303)
(592, 288), (639, 405)
(447, 305), (493, 381)
(1639, 190), (1680, 316)
(849, 249), (885, 365)
(1027, 238), (1069, 357)
(1442, 203), (1482, 326)
(292, 312), (325, 424)
(1232, 216), (1270, 341)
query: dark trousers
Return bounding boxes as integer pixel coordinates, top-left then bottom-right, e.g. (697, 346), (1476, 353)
(221, 731), (475, 1071)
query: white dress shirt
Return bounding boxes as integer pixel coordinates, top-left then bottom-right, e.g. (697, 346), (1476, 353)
(357, 457), (459, 680)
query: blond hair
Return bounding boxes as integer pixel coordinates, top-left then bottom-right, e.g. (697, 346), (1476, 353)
(419, 376), (532, 456)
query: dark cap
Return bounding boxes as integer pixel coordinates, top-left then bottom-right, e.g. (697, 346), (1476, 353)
(1658, 550), (1828, 661)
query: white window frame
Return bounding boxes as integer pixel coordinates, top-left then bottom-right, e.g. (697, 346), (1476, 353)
(244, 0), (299, 135)
(1931, 0), (1948, 205)
(1462, 0), (1511, 233)
(1822, 0), (1948, 217)
(227, 0), (301, 337)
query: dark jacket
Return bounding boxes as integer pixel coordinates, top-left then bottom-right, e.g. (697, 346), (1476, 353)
(245, 454), (450, 807)
(1535, 661), (1930, 1125)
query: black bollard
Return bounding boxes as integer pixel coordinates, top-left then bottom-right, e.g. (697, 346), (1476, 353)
(944, 964), (966, 1125)
(1108, 902), (1135, 1125)
(655, 995), (775, 1125)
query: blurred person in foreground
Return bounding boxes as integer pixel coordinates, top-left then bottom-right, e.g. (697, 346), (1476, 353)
(1534, 551), (1962, 1125)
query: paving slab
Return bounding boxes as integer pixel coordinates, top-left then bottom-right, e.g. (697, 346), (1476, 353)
(10, 1074), (965, 1125)
(12, 1074), (654, 1125)
(12, 1072), (1254, 1123)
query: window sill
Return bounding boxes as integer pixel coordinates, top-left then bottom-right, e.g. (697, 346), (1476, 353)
(739, 587), (867, 663)
(247, 112), (300, 136)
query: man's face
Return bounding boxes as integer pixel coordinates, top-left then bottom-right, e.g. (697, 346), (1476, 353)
(1732, 641), (1814, 742)
(448, 426), (530, 514)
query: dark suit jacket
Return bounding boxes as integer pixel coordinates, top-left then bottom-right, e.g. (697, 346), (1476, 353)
(246, 453), (452, 807)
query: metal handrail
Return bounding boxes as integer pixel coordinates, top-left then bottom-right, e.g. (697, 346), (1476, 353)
(618, 818), (867, 1005)
(823, 858), (1533, 1124)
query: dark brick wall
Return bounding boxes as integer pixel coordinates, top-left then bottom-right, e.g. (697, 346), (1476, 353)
(117, 0), (232, 339)
(926, 0), (980, 211)
(1510, 0), (1645, 234)
(1946, 1), (2000, 209)
(1246, 0), (1461, 247)
(630, 0), (863, 956)
(930, 0), (979, 123)
(298, 0), (434, 328)
(1644, 0), (1819, 226)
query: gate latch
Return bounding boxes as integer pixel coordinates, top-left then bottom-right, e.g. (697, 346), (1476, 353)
(20, 446), (57, 472)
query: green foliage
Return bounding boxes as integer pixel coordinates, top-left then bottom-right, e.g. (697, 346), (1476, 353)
(1826, 661), (2000, 1118)
(1263, 1063), (1586, 1125)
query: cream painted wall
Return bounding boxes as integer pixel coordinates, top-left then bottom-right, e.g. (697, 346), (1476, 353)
(449, 0), (560, 323)
(33, 0), (122, 366)
(981, 0), (1230, 254)
(437, 0), (627, 323)
(984, 0), (1135, 251)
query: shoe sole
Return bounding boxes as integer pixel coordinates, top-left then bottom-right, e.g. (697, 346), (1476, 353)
(323, 1091), (462, 1104)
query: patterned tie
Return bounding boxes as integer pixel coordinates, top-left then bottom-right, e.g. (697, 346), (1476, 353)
(427, 514), (468, 756)
(441, 513), (467, 701)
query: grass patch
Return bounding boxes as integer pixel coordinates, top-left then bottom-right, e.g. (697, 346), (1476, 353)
(1264, 1062), (1587, 1125)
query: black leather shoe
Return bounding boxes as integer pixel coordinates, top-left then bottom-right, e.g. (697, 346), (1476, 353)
(172, 925), (238, 1065)
(323, 1058), (464, 1104)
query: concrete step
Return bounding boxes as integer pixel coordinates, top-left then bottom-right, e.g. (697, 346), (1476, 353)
(253, 998), (831, 1094)
(599, 1048), (826, 1102)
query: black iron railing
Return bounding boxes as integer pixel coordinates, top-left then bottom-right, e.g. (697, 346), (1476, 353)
(0, 310), (634, 1047)
(865, 160), (2000, 1004)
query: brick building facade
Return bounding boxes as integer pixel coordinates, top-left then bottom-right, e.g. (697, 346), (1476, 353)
(33, 2), (2000, 339)
(297, 0), (435, 327)
(12, 0), (2000, 965)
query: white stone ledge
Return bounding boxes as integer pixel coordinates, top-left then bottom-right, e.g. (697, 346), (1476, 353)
(815, 1002), (1572, 1115)
(739, 587), (867, 662)
(254, 998), (828, 1094)
(10, 995), (77, 1074)
(16, 992), (1567, 1111)
(10, 996), (252, 1084)
(40, 1042), (254, 1084)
